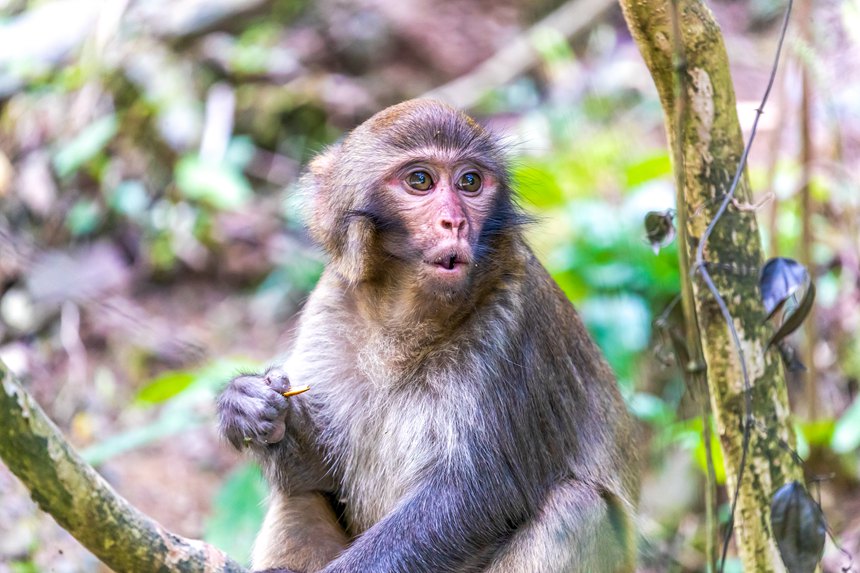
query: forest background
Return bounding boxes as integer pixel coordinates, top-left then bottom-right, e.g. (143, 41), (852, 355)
(0, 0), (859, 571)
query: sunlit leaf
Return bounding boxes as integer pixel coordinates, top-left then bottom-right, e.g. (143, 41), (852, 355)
(832, 396), (860, 453)
(52, 114), (118, 178)
(771, 481), (826, 573)
(175, 155), (253, 210)
(205, 462), (268, 564)
(624, 153), (672, 188)
(644, 210), (675, 254)
(82, 358), (259, 464)
(760, 258), (809, 320)
(693, 427), (726, 485)
(797, 418), (836, 447)
(135, 370), (197, 404)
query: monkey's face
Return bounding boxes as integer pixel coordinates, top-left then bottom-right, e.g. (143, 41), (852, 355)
(381, 156), (499, 292)
(305, 99), (523, 299)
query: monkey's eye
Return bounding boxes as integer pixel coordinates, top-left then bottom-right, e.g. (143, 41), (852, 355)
(406, 171), (433, 191)
(457, 172), (482, 193)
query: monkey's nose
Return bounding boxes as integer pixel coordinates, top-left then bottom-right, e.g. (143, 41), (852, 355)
(438, 216), (467, 238)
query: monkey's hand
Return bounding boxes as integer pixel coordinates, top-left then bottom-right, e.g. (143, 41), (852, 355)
(217, 367), (293, 450)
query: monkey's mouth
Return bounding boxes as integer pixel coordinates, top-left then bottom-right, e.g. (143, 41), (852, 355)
(428, 250), (470, 275)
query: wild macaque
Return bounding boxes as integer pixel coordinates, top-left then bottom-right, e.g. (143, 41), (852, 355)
(217, 99), (640, 573)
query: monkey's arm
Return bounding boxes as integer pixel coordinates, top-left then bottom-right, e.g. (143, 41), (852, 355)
(219, 369), (348, 573)
(318, 463), (526, 573)
(252, 492), (349, 573)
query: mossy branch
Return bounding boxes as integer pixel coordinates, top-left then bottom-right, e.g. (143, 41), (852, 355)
(0, 361), (248, 573)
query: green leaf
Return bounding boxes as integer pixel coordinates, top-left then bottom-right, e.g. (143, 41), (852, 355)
(205, 463), (269, 564)
(82, 358), (259, 464)
(628, 392), (675, 425)
(53, 114), (118, 178)
(512, 163), (566, 209)
(832, 396), (860, 453)
(10, 561), (39, 573)
(65, 199), (102, 236)
(135, 370), (197, 404)
(624, 153), (672, 188)
(771, 481), (827, 573)
(175, 155), (253, 210)
(797, 418), (835, 447)
(693, 428), (726, 485)
(108, 180), (149, 218)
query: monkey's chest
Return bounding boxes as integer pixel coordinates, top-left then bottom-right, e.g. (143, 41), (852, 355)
(329, 393), (448, 534)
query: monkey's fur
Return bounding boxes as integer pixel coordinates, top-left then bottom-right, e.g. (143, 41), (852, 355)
(217, 99), (640, 573)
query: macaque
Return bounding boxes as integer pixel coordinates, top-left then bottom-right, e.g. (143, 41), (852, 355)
(217, 99), (640, 573)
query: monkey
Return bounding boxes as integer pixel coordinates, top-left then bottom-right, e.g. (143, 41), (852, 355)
(217, 98), (640, 573)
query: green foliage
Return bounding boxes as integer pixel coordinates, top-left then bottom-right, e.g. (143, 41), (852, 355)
(52, 114), (118, 178)
(514, 126), (678, 390)
(65, 198), (103, 236)
(832, 396), (860, 453)
(205, 462), (269, 565)
(135, 371), (197, 404)
(9, 561), (39, 573)
(175, 155), (253, 210)
(108, 180), (150, 220)
(81, 359), (257, 466)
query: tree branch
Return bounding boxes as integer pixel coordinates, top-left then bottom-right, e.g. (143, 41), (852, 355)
(0, 361), (248, 573)
(618, 1), (803, 571)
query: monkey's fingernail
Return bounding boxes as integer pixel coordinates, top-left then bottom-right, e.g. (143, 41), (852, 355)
(282, 385), (310, 398)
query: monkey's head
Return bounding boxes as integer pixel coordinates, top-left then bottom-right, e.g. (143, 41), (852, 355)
(302, 99), (524, 302)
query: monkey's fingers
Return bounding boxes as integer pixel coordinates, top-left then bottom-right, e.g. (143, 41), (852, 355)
(282, 385), (310, 398)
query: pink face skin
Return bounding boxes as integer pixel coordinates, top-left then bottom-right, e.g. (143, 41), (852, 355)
(384, 159), (497, 290)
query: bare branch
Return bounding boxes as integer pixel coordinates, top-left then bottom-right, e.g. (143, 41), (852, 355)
(424, 0), (617, 109)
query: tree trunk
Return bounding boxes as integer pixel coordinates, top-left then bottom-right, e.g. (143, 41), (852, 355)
(0, 361), (248, 573)
(618, 1), (804, 570)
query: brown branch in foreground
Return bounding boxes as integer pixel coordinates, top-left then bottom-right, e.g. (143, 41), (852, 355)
(0, 361), (248, 573)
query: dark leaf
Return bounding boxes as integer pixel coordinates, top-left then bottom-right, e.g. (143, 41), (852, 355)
(644, 210), (676, 254)
(771, 481), (826, 573)
(760, 258), (809, 320)
(776, 340), (806, 372)
(767, 282), (815, 349)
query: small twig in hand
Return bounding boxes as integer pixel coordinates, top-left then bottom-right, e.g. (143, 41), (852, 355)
(282, 385), (310, 398)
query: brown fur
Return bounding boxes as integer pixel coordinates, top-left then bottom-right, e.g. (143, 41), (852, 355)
(218, 99), (640, 573)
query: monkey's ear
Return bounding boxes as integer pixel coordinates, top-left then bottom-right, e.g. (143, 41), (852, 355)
(308, 146), (338, 180)
(300, 144), (342, 252)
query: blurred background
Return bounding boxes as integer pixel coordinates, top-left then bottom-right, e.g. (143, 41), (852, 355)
(0, 0), (858, 571)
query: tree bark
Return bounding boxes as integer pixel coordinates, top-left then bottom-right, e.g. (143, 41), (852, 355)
(0, 361), (248, 573)
(618, 1), (804, 570)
